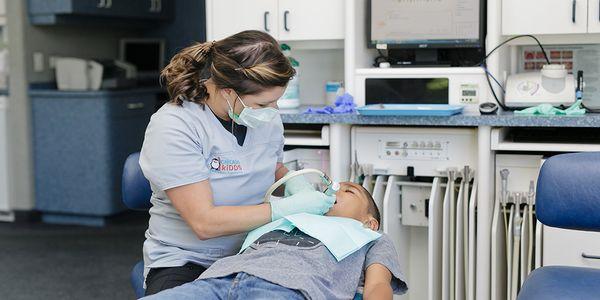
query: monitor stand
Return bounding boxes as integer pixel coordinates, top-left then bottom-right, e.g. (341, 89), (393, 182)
(387, 48), (483, 67)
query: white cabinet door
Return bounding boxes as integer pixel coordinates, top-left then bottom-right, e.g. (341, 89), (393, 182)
(277, 0), (344, 41)
(502, 0), (587, 35)
(209, 0), (279, 41)
(543, 226), (600, 269)
(589, 0), (600, 33)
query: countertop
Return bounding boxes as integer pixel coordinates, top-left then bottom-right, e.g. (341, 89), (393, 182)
(28, 86), (164, 97)
(280, 108), (600, 128)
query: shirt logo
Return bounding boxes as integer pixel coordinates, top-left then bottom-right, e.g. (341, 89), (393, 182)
(209, 156), (243, 174)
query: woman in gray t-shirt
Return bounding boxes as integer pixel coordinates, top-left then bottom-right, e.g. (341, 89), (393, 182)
(140, 31), (335, 295)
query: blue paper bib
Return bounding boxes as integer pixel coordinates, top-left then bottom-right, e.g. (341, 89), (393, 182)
(240, 213), (381, 261)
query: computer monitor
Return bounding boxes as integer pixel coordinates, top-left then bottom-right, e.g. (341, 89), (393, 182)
(119, 38), (165, 80)
(367, 0), (485, 66)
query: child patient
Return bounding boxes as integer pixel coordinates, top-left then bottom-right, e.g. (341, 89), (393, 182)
(142, 182), (407, 300)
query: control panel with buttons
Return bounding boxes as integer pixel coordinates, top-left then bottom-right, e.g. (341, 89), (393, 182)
(459, 84), (480, 104)
(352, 127), (478, 177)
(380, 139), (450, 161)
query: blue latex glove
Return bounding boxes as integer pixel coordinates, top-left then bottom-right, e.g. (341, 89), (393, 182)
(304, 92), (357, 114)
(284, 175), (316, 197)
(270, 190), (336, 221)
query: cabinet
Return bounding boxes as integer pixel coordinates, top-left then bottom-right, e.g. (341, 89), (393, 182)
(30, 88), (159, 226)
(588, 0), (600, 33)
(277, 0), (344, 41)
(207, 0), (344, 41)
(210, 0), (279, 41)
(502, 0), (588, 35)
(28, 0), (174, 25)
(543, 226), (600, 269)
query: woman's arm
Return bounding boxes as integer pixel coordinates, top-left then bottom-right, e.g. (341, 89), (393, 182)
(272, 163), (289, 196)
(275, 162), (288, 181)
(166, 180), (271, 240)
(363, 263), (393, 300)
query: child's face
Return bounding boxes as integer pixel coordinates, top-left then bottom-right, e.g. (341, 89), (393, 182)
(325, 182), (371, 223)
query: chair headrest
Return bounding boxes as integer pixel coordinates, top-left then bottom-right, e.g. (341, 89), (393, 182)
(536, 152), (600, 231)
(122, 152), (152, 210)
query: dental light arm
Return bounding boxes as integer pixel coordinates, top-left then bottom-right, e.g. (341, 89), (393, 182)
(264, 168), (340, 203)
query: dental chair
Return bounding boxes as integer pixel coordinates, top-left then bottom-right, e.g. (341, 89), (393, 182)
(122, 152), (151, 298)
(517, 152), (600, 299)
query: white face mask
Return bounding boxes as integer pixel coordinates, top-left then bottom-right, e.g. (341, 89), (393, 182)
(226, 95), (279, 128)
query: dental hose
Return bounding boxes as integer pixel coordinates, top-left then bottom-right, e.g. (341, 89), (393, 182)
(263, 168), (340, 203)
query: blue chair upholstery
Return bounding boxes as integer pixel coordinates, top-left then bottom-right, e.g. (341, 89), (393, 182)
(122, 152), (152, 298)
(131, 261), (146, 298)
(535, 152), (600, 231)
(518, 152), (600, 299)
(122, 152), (152, 210)
(518, 266), (600, 299)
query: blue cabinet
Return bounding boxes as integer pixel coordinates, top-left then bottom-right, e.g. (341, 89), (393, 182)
(28, 0), (174, 25)
(30, 87), (160, 226)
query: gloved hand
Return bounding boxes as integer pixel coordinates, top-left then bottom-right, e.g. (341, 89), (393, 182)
(270, 190), (336, 221)
(284, 175), (316, 197)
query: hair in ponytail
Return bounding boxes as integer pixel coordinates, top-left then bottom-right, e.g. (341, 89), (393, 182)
(161, 30), (295, 106)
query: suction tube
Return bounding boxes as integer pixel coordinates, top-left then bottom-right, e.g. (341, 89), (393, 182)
(263, 168), (340, 203)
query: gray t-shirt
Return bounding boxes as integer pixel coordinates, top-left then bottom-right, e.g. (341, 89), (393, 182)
(199, 228), (408, 299)
(139, 101), (284, 282)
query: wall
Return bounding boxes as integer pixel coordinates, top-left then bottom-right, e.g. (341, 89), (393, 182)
(5, 0), (207, 211)
(146, 0), (206, 60)
(26, 26), (141, 83)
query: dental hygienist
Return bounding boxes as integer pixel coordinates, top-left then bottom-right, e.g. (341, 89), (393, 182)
(139, 30), (336, 296)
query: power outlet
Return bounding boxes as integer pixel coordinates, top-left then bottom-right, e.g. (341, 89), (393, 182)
(33, 52), (44, 72)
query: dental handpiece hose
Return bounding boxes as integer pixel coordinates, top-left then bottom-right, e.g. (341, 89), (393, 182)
(264, 168), (340, 203)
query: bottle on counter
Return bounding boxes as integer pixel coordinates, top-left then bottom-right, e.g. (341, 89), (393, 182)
(278, 44), (300, 109)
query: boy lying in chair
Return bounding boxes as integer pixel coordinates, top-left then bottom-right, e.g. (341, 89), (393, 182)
(143, 182), (407, 300)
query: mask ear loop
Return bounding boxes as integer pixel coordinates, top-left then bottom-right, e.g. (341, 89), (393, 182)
(223, 93), (237, 133)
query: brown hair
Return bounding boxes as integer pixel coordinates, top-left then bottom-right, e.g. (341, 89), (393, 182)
(161, 30), (296, 105)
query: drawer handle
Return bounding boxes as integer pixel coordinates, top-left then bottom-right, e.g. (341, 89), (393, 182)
(582, 252), (600, 260)
(572, 0), (576, 23)
(284, 10), (290, 32)
(264, 11), (270, 32)
(127, 102), (145, 110)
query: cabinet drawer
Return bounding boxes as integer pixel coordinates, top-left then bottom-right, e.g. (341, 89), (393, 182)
(543, 226), (600, 269)
(109, 95), (156, 118)
(28, 0), (174, 23)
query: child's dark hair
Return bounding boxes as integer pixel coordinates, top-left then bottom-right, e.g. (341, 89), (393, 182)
(358, 185), (381, 226)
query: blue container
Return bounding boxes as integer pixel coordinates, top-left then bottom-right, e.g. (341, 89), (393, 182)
(357, 104), (464, 116)
(30, 87), (160, 226)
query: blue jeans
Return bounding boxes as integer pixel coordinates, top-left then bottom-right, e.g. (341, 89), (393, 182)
(142, 272), (305, 300)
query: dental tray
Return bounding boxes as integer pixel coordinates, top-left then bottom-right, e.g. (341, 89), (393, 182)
(357, 104), (464, 116)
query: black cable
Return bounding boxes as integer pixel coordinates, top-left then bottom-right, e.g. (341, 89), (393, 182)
(373, 49), (389, 67)
(479, 35), (551, 111)
(476, 34), (551, 66)
(581, 103), (600, 113)
(483, 61), (512, 111)
(482, 66), (506, 93)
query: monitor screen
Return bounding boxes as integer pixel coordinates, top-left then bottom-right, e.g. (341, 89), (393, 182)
(370, 0), (482, 48)
(365, 78), (449, 105)
(120, 39), (165, 73)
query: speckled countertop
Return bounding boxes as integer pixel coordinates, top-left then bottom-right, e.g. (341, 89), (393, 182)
(280, 108), (600, 128)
